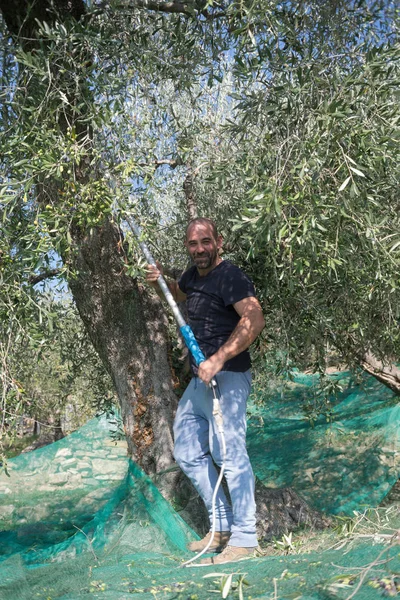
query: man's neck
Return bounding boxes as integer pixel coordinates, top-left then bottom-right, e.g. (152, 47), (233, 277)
(197, 257), (223, 277)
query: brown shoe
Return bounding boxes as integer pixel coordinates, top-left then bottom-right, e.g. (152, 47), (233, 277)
(199, 544), (259, 565)
(187, 531), (231, 553)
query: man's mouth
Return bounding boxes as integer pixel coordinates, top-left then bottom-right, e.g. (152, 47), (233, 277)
(195, 254), (210, 261)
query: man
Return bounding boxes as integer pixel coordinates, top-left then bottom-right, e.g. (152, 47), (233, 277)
(146, 217), (265, 565)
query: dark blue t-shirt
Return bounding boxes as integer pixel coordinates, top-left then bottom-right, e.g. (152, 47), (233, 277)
(178, 260), (256, 374)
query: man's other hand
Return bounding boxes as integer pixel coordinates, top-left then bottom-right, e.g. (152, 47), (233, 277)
(198, 354), (225, 386)
(145, 263), (187, 303)
(145, 262), (163, 287)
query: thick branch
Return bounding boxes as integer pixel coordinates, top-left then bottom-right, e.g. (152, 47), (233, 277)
(116, 0), (193, 15)
(138, 158), (183, 170)
(0, 0), (85, 40)
(183, 165), (198, 220)
(114, 0), (226, 19)
(329, 332), (400, 396)
(360, 352), (400, 395)
(29, 269), (62, 286)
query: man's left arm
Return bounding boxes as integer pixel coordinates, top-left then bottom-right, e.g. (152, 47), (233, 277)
(197, 296), (265, 386)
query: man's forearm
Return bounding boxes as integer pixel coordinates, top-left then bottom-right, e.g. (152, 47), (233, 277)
(214, 313), (265, 366)
(195, 296), (264, 385)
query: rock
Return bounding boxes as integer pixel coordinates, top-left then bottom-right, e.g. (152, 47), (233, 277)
(91, 459), (121, 474)
(76, 461), (92, 470)
(20, 505), (51, 523)
(107, 450), (128, 458)
(84, 489), (113, 501)
(74, 451), (99, 458)
(381, 446), (397, 455)
(61, 458), (78, 468)
(67, 473), (82, 484)
(104, 440), (127, 449)
(37, 485), (59, 493)
(0, 505), (15, 518)
(81, 478), (100, 487)
(94, 473), (126, 481)
(51, 473), (69, 486)
(79, 471), (92, 478)
(55, 448), (72, 458)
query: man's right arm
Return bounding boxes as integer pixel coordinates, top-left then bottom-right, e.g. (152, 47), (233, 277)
(145, 263), (187, 303)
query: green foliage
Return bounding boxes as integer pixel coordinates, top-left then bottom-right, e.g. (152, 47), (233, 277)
(272, 532), (306, 555)
(0, 294), (115, 464)
(300, 376), (342, 426)
(203, 572), (250, 599)
(1, 0), (399, 444)
(227, 6), (400, 372)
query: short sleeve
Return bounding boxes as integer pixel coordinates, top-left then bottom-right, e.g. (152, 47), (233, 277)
(219, 264), (256, 307)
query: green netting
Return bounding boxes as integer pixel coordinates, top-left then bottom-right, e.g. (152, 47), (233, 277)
(0, 372), (399, 600)
(248, 372), (400, 514)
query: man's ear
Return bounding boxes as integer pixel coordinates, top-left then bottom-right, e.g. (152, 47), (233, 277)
(217, 234), (223, 249)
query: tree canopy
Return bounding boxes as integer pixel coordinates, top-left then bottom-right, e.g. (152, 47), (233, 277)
(0, 0), (399, 468)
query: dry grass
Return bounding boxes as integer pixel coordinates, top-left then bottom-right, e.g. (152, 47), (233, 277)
(260, 505), (400, 557)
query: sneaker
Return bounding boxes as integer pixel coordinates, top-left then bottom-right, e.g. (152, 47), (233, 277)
(187, 531), (231, 553)
(199, 544), (260, 565)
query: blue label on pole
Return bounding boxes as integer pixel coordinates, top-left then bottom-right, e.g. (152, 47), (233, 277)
(180, 325), (205, 366)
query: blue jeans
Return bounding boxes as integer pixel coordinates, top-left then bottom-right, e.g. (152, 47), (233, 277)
(173, 370), (257, 547)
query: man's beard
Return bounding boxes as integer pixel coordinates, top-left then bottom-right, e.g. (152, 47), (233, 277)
(193, 250), (218, 269)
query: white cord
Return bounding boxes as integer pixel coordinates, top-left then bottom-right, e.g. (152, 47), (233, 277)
(181, 386), (226, 568)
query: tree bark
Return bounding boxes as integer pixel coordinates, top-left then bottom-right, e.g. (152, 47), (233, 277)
(183, 164), (198, 221)
(360, 352), (400, 396)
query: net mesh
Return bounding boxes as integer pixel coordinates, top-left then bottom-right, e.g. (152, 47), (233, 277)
(0, 372), (399, 599)
(247, 371), (399, 514)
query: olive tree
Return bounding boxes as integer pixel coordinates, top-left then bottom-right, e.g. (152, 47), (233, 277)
(0, 2), (398, 529)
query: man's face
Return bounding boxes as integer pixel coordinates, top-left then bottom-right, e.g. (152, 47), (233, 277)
(185, 222), (222, 272)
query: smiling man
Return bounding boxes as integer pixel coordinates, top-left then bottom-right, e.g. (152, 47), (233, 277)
(146, 217), (265, 565)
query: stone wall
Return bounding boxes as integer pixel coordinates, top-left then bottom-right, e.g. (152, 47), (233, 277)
(0, 416), (129, 530)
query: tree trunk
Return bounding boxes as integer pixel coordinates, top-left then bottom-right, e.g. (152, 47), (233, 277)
(68, 218), (179, 478)
(172, 473), (331, 539)
(360, 352), (400, 395)
(254, 481), (331, 542)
